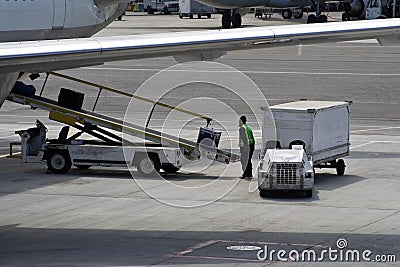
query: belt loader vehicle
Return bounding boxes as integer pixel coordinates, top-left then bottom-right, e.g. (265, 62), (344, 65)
(9, 79), (236, 175)
(258, 101), (351, 198)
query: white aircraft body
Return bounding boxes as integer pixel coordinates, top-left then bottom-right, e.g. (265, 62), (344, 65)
(1, 0), (400, 110)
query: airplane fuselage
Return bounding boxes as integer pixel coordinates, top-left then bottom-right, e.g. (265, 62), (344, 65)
(196, 0), (312, 9)
(0, 0), (128, 107)
(0, 0), (127, 42)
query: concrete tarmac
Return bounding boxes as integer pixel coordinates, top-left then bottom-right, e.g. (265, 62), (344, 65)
(0, 12), (399, 266)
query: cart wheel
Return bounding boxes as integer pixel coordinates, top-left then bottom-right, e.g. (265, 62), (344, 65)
(336, 159), (346, 176)
(259, 189), (268, 198)
(47, 150), (72, 174)
(305, 190), (313, 198)
(189, 14), (193, 19)
(197, 14), (201, 19)
(179, 14), (183, 19)
(75, 165), (91, 170)
(207, 13), (211, 18)
(136, 154), (160, 176)
(162, 164), (180, 174)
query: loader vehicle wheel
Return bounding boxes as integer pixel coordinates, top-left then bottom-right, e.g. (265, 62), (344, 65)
(336, 159), (345, 176)
(282, 9), (292, 19)
(47, 150), (71, 174)
(136, 154), (161, 176)
(305, 190), (313, 198)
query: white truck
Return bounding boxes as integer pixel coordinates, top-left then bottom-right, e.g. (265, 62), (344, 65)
(178, 0), (214, 19)
(258, 101), (351, 197)
(145, 0), (179, 14)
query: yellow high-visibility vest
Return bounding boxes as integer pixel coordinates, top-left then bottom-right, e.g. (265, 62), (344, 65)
(239, 123), (255, 147)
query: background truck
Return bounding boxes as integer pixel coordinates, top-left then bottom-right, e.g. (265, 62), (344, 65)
(258, 100), (351, 197)
(145, 0), (179, 14)
(179, 0), (214, 18)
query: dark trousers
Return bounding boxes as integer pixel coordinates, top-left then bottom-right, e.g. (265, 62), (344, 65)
(240, 143), (255, 177)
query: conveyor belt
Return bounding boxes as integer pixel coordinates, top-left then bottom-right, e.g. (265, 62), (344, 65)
(7, 93), (239, 163)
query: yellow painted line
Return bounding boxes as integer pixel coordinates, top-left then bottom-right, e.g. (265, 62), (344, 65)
(351, 126), (400, 133)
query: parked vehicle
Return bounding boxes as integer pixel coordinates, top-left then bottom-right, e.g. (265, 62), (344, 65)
(144, 0), (179, 14)
(179, 0), (214, 18)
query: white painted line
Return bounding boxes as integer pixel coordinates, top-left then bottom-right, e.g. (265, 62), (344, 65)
(351, 141), (400, 149)
(351, 125), (400, 133)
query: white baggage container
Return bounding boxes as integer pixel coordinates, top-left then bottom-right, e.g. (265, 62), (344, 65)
(179, 0), (214, 18)
(262, 101), (351, 175)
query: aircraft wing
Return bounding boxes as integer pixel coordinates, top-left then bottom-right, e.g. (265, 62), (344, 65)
(1, 19), (400, 74)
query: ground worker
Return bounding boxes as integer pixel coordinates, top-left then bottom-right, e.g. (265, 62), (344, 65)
(238, 115), (255, 179)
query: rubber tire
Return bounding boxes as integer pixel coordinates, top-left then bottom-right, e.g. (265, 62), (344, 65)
(136, 154), (160, 176)
(282, 9), (293, 19)
(207, 13), (211, 18)
(342, 13), (351, 21)
(307, 14), (317, 23)
(147, 6), (154, 14)
(222, 13), (231, 29)
(294, 11), (303, 19)
(231, 13), (242, 28)
(47, 150), (72, 174)
(259, 189), (269, 198)
(117, 15), (122, 21)
(163, 7), (169, 15)
(319, 14), (328, 23)
(336, 159), (346, 176)
(179, 14), (183, 19)
(75, 165), (91, 170)
(305, 190), (313, 198)
(162, 164), (180, 174)
(189, 14), (193, 19)
(198, 14), (201, 19)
